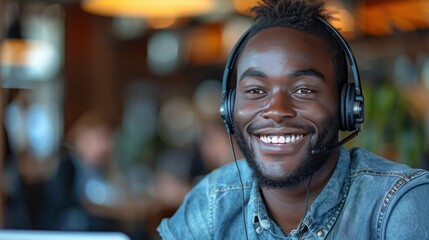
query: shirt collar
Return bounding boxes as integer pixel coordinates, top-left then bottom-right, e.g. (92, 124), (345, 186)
(303, 147), (351, 236)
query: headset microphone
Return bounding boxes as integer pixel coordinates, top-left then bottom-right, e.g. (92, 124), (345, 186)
(310, 129), (361, 155)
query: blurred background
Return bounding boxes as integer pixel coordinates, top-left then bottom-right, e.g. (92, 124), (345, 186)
(0, 0), (428, 239)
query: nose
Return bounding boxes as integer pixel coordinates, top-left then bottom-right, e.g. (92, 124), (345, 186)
(260, 91), (297, 122)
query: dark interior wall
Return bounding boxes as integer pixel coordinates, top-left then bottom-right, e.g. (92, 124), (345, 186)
(63, 2), (123, 131)
(62, 2), (227, 134)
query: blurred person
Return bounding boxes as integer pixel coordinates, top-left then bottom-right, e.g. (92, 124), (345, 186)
(3, 90), (77, 230)
(65, 110), (151, 239)
(157, 0), (429, 239)
(151, 120), (232, 237)
(66, 110), (116, 199)
(65, 111), (123, 229)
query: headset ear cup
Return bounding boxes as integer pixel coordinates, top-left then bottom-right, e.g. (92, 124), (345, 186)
(220, 88), (236, 134)
(340, 84), (346, 131)
(226, 88), (236, 134)
(340, 83), (356, 131)
(220, 98), (228, 131)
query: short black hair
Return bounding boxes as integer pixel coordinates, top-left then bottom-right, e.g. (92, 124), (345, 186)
(237, 0), (348, 91)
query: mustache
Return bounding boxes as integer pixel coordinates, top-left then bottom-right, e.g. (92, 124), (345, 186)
(246, 121), (315, 134)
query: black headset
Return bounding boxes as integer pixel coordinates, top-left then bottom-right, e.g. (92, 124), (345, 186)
(220, 16), (364, 135)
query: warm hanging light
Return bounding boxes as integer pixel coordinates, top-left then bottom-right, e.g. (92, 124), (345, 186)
(1, 39), (48, 66)
(1, 2), (26, 66)
(1, 2), (62, 87)
(81, 0), (216, 18)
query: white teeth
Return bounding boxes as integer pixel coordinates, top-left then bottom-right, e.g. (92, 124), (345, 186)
(272, 136), (279, 144)
(259, 134), (303, 144)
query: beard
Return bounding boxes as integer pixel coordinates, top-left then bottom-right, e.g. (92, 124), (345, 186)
(234, 116), (339, 189)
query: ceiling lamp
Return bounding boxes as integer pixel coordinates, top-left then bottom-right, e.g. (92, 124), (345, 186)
(81, 0), (216, 18)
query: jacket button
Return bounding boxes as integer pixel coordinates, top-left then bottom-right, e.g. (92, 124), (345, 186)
(260, 219), (270, 229)
(317, 230), (324, 237)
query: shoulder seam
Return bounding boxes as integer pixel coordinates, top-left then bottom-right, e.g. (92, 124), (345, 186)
(350, 168), (424, 179)
(376, 170), (427, 239)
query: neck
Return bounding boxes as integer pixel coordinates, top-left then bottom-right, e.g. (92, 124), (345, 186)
(261, 177), (313, 234)
(261, 149), (339, 234)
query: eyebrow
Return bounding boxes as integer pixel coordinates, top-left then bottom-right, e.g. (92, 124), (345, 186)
(288, 68), (325, 80)
(238, 69), (266, 82)
(238, 68), (325, 82)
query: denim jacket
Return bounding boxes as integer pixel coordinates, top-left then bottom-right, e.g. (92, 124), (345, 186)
(157, 147), (429, 239)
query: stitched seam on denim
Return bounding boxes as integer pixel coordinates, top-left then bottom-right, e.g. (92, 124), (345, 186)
(257, 193), (268, 231)
(252, 189), (259, 231)
(209, 177), (215, 240)
(213, 183), (252, 193)
(328, 177), (350, 231)
(350, 169), (411, 179)
(375, 170), (426, 240)
(305, 173), (351, 240)
(209, 181), (252, 238)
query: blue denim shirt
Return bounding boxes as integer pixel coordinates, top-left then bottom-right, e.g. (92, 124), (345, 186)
(157, 147), (429, 239)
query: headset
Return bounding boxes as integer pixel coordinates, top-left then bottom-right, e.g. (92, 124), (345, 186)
(220, 16), (364, 137)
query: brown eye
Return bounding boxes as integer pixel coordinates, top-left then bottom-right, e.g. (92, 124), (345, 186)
(244, 88), (267, 100)
(248, 89), (265, 95)
(295, 88), (313, 94)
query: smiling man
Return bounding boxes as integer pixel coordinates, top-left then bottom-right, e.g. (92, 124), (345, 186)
(234, 27), (340, 192)
(157, 0), (429, 239)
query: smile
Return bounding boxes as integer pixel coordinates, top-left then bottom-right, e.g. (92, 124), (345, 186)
(259, 134), (304, 144)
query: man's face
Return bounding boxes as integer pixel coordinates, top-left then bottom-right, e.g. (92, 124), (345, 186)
(233, 27), (340, 188)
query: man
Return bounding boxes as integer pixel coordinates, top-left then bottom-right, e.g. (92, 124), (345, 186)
(157, 0), (429, 239)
